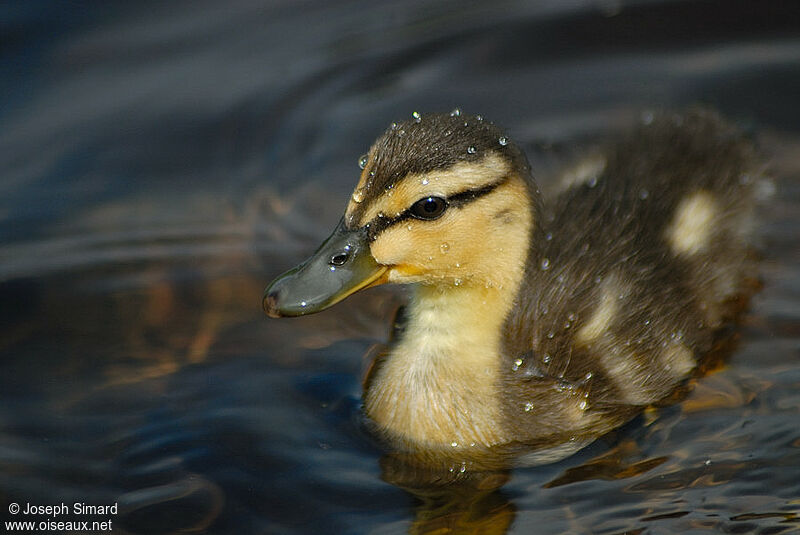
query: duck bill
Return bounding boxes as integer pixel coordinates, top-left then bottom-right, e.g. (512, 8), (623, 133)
(263, 218), (388, 318)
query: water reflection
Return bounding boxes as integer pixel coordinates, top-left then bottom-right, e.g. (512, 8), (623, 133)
(369, 325), (766, 535)
(381, 456), (514, 535)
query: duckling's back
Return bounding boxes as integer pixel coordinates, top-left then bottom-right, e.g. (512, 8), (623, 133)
(502, 110), (760, 447)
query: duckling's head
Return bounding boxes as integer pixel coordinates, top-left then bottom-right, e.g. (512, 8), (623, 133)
(264, 112), (538, 317)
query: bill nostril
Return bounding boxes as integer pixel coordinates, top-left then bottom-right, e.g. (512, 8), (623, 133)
(330, 252), (349, 266)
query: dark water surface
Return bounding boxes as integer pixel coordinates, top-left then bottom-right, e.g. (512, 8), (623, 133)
(2, 1), (799, 533)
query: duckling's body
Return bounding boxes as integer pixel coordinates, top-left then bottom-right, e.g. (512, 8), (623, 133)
(265, 110), (758, 465)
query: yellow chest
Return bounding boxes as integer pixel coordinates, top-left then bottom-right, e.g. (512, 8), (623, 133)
(363, 286), (511, 449)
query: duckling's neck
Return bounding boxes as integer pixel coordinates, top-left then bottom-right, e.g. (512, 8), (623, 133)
(364, 214), (534, 451)
(364, 283), (515, 449)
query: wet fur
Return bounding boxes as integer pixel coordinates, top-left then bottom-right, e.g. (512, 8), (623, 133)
(355, 110), (758, 459)
(501, 110), (757, 445)
(365, 176), (533, 450)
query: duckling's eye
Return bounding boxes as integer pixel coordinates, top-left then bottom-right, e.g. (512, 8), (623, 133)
(410, 196), (447, 220)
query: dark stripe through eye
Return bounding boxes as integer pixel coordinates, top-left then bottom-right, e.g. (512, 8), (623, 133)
(446, 180), (504, 208)
(363, 175), (509, 241)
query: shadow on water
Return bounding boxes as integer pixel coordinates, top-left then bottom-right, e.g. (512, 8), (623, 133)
(2, 1), (800, 533)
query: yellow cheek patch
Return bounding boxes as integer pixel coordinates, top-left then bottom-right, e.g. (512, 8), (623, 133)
(370, 217), (448, 267)
(666, 190), (717, 255)
(368, 176), (532, 290)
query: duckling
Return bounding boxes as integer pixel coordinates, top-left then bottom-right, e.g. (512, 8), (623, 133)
(263, 109), (759, 465)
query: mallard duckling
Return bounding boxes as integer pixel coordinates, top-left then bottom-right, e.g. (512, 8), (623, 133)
(263, 110), (758, 465)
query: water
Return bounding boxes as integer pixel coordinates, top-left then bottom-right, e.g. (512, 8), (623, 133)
(2, 1), (799, 533)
